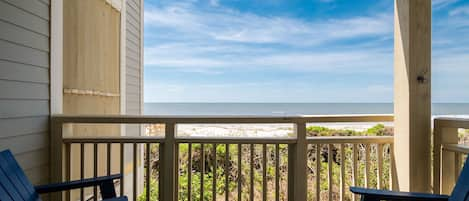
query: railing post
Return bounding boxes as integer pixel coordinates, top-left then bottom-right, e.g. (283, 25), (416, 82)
(433, 120), (458, 194)
(288, 121), (307, 201)
(50, 117), (64, 201)
(161, 122), (177, 201)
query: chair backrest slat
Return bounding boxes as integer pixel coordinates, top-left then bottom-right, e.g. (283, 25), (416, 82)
(0, 163), (25, 201)
(0, 150), (40, 201)
(0, 180), (14, 201)
(3, 151), (39, 198)
(450, 156), (469, 201)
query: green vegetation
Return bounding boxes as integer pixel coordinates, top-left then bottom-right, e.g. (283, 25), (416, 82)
(139, 124), (393, 201)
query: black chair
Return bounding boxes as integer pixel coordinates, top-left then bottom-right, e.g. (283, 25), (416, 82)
(350, 156), (469, 201)
(0, 149), (127, 201)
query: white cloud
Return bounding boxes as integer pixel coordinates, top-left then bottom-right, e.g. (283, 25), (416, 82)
(209, 0), (219, 6)
(450, 6), (469, 16)
(432, 0), (459, 10)
(144, 42), (392, 74)
(143, 1), (393, 74)
(144, 2), (393, 46)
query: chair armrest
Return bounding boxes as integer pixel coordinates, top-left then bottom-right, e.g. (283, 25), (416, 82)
(35, 174), (121, 194)
(350, 187), (449, 201)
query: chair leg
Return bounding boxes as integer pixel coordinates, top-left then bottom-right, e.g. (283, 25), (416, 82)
(99, 180), (117, 199)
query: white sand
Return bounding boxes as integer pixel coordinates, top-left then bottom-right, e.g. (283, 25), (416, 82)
(146, 115), (469, 137)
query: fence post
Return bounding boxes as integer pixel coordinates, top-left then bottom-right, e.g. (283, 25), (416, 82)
(161, 123), (177, 201)
(433, 119), (458, 194)
(288, 121), (307, 201)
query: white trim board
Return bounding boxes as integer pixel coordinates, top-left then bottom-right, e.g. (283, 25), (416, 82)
(50, 0), (63, 115)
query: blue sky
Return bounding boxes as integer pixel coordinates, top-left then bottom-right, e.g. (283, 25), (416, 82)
(143, 0), (469, 103)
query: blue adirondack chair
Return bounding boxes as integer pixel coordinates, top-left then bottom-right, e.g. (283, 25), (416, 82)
(350, 156), (469, 201)
(0, 149), (128, 201)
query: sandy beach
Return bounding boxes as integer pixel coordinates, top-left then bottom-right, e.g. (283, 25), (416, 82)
(145, 115), (469, 137)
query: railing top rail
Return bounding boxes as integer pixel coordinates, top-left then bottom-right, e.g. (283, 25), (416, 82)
(61, 135), (394, 144)
(175, 136), (297, 144)
(442, 144), (469, 154)
(307, 136), (394, 144)
(52, 114), (393, 124)
(434, 117), (469, 129)
(62, 136), (165, 143)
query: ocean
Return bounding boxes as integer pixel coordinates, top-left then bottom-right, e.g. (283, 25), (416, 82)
(144, 103), (469, 116)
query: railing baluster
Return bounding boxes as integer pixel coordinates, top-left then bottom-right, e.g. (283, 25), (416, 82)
(238, 144), (242, 201)
(226, 144), (230, 201)
(328, 144), (333, 201)
(159, 143), (164, 201)
(250, 144), (254, 201)
(120, 143), (125, 197)
(80, 143), (85, 201)
(188, 143), (192, 201)
(146, 143), (151, 201)
(364, 144), (370, 188)
(201, 144), (205, 201)
(352, 144), (358, 201)
(455, 152), (461, 180)
(107, 143), (112, 176)
(275, 144), (280, 201)
(65, 143), (71, 201)
(176, 143), (180, 201)
(94, 143), (98, 201)
(340, 144), (345, 201)
(213, 143), (217, 201)
(377, 144), (383, 189)
(133, 143), (137, 201)
(389, 144), (395, 191)
(316, 144), (321, 201)
(262, 144), (267, 201)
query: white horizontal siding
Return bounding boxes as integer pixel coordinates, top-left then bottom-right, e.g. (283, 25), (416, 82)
(0, 0), (50, 185)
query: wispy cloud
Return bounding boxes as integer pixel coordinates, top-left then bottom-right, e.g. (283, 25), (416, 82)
(144, 2), (393, 46)
(433, 0), (459, 10)
(144, 43), (392, 74)
(450, 5), (469, 16)
(144, 1), (393, 74)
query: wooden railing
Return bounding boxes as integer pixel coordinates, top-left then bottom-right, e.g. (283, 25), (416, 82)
(50, 114), (394, 201)
(433, 118), (469, 194)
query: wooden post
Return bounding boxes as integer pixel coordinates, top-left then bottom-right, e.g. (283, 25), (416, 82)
(394, 0), (432, 193)
(161, 123), (177, 201)
(50, 118), (64, 201)
(433, 120), (458, 194)
(288, 122), (307, 201)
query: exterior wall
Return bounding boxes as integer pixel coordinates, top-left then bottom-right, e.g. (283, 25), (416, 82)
(0, 0), (51, 185)
(125, 0), (143, 118)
